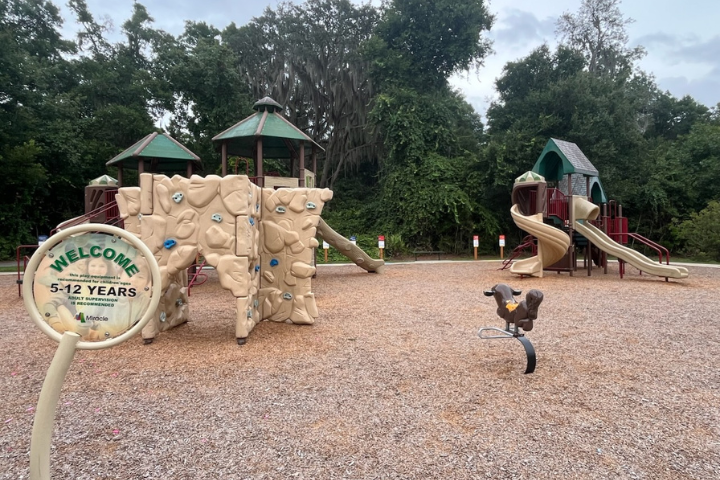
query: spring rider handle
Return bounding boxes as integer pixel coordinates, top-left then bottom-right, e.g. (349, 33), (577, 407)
(478, 284), (544, 374)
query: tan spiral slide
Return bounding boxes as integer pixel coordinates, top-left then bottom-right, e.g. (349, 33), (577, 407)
(509, 205), (571, 277)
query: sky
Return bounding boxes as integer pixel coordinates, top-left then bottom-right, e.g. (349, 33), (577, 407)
(58, 0), (720, 120)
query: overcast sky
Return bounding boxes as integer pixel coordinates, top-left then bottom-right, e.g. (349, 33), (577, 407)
(59, 0), (720, 119)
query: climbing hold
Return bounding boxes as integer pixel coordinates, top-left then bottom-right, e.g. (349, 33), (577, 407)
(256, 203), (260, 212)
(164, 239), (177, 249)
(249, 217), (255, 226)
(306, 202), (317, 210)
(270, 259), (279, 267)
(282, 292), (293, 300)
(246, 309), (253, 318)
(172, 192), (184, 203)
(255, 265), (261, 272)
(211, 213), (223, 223)
(160, 311), (167, 322)
(138, 214), (143, 220)
(253, 299), (259, 308)
(176, 298), (183, 306)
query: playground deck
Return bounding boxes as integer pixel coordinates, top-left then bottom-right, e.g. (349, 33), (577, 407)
(1, 261), (718, 478)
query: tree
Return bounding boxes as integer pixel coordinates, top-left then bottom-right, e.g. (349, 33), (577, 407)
(223, 0), (379, 188)
(556, 0), (644, 77)
(675, 201), (720, 261)
(366, 0), (493, 90)
(157, 21), (254, 174)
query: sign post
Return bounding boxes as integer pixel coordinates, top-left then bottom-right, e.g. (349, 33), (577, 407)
(349, 235), (357, 246)
(23, 224), (162, 480)
(378, 235), (385, 260)
(323, 240), (329, 262)
(473, 235), (479, 260)
(499, 235), (506, 259)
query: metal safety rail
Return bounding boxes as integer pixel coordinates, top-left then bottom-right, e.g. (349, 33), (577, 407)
(546, 188), (569, 222)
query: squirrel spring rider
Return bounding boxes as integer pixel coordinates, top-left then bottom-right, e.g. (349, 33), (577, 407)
(478, 284), (544, 374)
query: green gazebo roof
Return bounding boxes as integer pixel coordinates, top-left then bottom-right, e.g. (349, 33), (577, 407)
(106, 132), (201, 171)
(515, 171), (545, 184)
(89, 174), (118, 186)
(212, 97), (323, 158)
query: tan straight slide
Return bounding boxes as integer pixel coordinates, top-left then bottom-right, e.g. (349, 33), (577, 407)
(316, 218), (385, 273)
(509, 204), (571, 277)
(574, 220), (688, 279)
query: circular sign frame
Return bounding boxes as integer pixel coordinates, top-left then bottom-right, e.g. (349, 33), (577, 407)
(23, 224), (162, 350)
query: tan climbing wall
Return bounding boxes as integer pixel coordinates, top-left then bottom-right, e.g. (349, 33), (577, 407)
(258, 187), (332, 325)
(115, 173), (332, 342)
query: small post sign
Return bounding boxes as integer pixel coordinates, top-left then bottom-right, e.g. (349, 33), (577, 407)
(323, 240), (329, 262)
(350, 235), (357, 246)
(378, 235), (385, 260)
(499, 235), (506, 259)
(473, 235), (479, 260)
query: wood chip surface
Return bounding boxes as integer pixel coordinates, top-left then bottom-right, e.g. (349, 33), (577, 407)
(1, 261), (719, 479)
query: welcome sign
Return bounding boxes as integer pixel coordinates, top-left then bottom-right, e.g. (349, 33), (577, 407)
(32, 232), (152, 342)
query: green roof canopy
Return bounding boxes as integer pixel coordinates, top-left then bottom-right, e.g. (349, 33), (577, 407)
(106, 132), (201, 171)
(532, 138), (607, 203)
(532, 138), (599, 180)
(212, 97), (323, 158)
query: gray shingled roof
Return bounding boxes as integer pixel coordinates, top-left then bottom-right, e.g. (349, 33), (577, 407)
(551, 139), (598, 176)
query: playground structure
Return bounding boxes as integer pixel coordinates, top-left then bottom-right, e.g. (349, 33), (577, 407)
(478, 283), (544, 374)
(17, 97), (383, 344)
(505, 139), (688, 280)
(117, 172), (333, 343)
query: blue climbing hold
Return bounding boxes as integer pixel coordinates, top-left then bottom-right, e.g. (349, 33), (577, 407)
(270, 259), (279, 267)
(249, 218), (255, 226)
(255, 265), (260, 272)
(164, 239), (176, 249)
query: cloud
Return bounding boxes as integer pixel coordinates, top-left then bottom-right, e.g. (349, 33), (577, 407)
(636, 33), (720, 66)
(657, 67), (720, 107)
(633, 32), (720, 106)
(490, 9), (557, 50)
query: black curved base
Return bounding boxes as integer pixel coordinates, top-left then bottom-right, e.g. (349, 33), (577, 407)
(516, 336), (536, 374)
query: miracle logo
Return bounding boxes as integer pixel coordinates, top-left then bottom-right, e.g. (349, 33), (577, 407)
(75, 312), (109, 323)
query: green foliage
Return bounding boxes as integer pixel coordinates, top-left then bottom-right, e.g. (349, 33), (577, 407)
(675, 201), (720, 261)
(367, 0), (493, 90)
(0, 141), (47, 257)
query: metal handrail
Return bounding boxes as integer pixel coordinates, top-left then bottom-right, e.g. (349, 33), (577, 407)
(50, 200), (121, 235)
(499, 235), (536, 271)
(16, 245), (38, 297)
(187, 260), (208, 296)
(627, 233), (670, 264)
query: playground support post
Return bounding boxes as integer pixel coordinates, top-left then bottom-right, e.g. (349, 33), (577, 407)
(30, 333), (81, 480)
